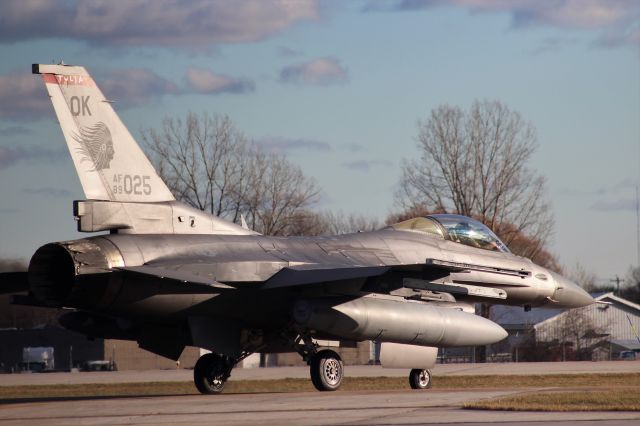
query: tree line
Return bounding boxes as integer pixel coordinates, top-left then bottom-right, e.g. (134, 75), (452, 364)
(143, 101), (558, 267)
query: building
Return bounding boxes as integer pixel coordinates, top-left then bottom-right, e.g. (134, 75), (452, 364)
(0, 326), (200, 372)
(491, 292), (640, 361)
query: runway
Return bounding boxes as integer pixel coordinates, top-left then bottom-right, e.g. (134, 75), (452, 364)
(0, 389), (639, 425)
(1, 362), (639, 425)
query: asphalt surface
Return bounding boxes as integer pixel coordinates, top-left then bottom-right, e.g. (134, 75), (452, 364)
(1, 389), (639, 426)
(0, 361), (639, 425)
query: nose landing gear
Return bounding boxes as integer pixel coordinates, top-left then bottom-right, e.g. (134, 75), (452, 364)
(409, 368), (432, 390)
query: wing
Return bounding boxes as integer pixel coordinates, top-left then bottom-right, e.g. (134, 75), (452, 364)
(261, 264), (391, 289)
(261, 259), (518, 301)
(116, 266), (236, 291)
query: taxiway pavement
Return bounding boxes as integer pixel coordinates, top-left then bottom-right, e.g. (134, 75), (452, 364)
(0, 388), (639, 425)
(1, 361), (639, 425)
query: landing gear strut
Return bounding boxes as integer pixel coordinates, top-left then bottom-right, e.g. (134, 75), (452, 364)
(193, 353), (234, 394)
(408, 368), (432, 390)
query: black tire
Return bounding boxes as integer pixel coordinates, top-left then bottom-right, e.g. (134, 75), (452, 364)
(310, 349), (344, 391)
(409, 368), (432, 390)
(194, 353), (228, 394)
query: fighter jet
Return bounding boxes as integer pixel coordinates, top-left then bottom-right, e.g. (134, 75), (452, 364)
(1, 63), (593, 393)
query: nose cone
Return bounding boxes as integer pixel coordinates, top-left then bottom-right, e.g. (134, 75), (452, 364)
(551, 273), (594, 308)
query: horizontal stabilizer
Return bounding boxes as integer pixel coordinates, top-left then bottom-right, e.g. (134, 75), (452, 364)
(0, 272), (29, 294)
(117, 266), (235, 290)
(262, 265), (390, 289)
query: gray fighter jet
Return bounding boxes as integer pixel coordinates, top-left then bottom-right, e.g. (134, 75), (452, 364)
(2, 63), (593, 393)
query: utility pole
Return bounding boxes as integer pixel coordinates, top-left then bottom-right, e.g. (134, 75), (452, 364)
(610, 276), (625, 295)
(636, 185), (639, 268)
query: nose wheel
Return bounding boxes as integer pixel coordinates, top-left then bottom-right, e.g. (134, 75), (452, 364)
(409, 368), (432, 390)
(309, 349), (344, 391)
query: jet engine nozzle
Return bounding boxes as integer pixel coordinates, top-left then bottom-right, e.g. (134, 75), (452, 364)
(549, 273), (594, 308)
(28, 238), (123, 307)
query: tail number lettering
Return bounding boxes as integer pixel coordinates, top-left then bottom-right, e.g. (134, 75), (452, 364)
(70, 96), (92, 116)
(112, 174), (152, 195)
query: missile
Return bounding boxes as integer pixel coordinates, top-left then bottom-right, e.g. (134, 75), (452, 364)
(293, 296), (507, 347)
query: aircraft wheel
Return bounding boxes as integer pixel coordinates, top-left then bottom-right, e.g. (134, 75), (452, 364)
(310, 349), (343, 391)
(194, 353), (229, 394)
(409, 368), (432, 390)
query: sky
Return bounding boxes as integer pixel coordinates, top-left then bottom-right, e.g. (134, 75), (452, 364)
(0, 0), (638, 285)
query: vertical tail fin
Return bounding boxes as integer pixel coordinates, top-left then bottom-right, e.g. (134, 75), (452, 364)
(33, 63), (174, 203)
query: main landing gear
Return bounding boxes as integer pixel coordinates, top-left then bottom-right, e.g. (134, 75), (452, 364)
(193, 353), (235, 394)
(296, 333), (344, 392)
(310, 349), (344, 391)
(193, 341), (431, 394)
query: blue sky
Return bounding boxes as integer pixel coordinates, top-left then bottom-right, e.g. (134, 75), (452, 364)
(0, 0), (638, 284)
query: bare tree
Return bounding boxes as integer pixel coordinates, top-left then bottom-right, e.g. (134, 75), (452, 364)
(242, 149), (321, 236)
(143, 112), (320, 235)
(569, 263), (599, 292)
(318, 211), (381, 235)
(398, 100), (553, 256)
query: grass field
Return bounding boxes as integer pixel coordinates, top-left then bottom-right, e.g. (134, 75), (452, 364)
(1, 373), (639, 411)
(465, 389), (640, 411)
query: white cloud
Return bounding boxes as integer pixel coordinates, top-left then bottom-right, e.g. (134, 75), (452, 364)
(0, 0), (320, 49)
(99, 68), (179, 107)
(280, 57), (349, 86)
(367, 0), (640, 48)
(0, 72), (51, 120)
(185, 69), (255, 94)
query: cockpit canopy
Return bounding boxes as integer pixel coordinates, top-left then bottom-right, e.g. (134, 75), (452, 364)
(390, 214), (509, 253)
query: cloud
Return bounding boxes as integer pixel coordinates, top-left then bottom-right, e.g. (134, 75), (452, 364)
(257, 137), (332, 153)
(343, 159), (394, 172)
(591, 198), (637, 212)
(530, 36), (578, 54)
(23, 187), (74, 197)
(365, 0), (640, 48)
(184, 69), (255, 94)
(0, 146), (67, 170)
(0, 66), (255, 120)
(277, 46), (304, 57)
(561, 179), (638, 198)
(0, 72), (52, 120)
(341, 143), (364, 153)
(0, 0), (319, 49)
(99, 68), (179, 107)
(0, 126), (31, 137)
(280, 57), (349, 86)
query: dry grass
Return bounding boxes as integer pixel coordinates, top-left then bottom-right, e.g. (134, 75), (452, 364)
(0, 373), (638, 405)
(465, 389), (640, 411)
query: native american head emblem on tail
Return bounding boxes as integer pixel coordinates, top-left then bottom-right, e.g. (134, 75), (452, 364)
(73, 122), (115, 171)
